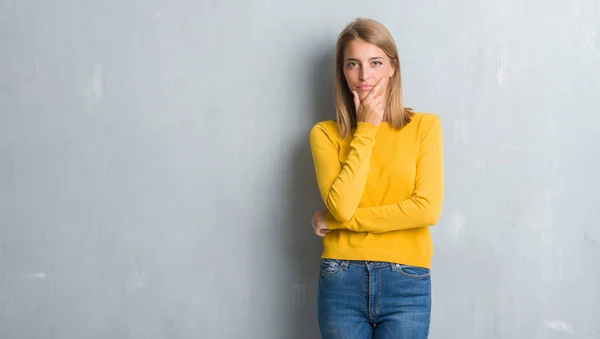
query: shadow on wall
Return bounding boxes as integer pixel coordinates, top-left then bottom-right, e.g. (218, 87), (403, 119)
(285, 47), (336, 339)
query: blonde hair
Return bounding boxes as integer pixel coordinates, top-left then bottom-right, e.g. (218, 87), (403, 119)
(334, 18), (414, 138)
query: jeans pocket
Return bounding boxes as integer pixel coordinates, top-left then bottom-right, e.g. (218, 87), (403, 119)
(320, 259), (343, 276)
(396, 264), (431, 280)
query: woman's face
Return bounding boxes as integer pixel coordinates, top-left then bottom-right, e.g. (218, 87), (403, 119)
(342, 39), (396, 101)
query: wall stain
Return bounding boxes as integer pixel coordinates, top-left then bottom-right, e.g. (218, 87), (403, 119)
(584, 232), (598, 247)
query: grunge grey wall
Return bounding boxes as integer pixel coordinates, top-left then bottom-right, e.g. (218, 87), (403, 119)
(1, 0), (599, 338)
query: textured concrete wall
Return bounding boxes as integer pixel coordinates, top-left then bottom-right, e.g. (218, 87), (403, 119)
(1, 0), (599, 338)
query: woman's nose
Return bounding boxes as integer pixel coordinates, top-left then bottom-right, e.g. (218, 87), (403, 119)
(359, 66), (368, 80)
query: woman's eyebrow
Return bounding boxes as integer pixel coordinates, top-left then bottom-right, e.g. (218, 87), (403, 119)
(345, 57), (385, 61)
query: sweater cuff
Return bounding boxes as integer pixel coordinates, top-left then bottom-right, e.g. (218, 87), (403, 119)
(355, 122), (379, 137)
(326, 211), (343, 230)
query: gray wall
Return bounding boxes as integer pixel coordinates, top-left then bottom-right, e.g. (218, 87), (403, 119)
(1, 0), (600, 338)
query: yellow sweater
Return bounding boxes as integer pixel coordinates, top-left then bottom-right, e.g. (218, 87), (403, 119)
(309, 112), (444, 269)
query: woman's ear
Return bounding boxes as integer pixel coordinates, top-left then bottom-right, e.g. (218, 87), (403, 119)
(389, 58), (397, 77)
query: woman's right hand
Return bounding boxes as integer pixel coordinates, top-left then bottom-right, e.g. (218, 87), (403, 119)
(352, 77), (388, 126)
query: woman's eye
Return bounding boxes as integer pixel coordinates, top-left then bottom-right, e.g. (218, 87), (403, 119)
(373, 61), (383, 66)
(347, 62), (357, 68)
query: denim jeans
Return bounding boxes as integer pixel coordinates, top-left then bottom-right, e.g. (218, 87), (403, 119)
(318, 259), (431, 339)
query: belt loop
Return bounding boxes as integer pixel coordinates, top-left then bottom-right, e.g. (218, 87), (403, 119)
(341, 260), (350, 270)
(391, 263), (399, 272)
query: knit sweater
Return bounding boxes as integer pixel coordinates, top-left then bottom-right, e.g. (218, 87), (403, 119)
(309, 112), (444, 268)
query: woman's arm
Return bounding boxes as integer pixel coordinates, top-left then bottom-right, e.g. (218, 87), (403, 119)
(325, 117), (444, 233)
(309, 122), (379, 222)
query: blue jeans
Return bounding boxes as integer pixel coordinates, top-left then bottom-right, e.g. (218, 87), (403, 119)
(318, 259), (431, 339)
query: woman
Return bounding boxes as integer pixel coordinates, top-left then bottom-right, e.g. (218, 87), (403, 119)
(309, 18), (444, 339)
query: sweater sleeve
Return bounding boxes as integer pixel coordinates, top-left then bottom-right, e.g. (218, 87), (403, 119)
(309, 122), (379, 222)
(325, 117), (444, 233)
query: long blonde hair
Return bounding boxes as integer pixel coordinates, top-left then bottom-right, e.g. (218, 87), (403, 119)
(334, 18), (413, 138)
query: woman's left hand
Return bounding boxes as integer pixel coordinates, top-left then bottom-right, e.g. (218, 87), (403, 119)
(311, 210), (330, 237)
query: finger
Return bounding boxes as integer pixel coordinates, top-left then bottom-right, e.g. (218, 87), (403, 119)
(363, 85), (378, 103)
(364, 77), (387, 102)
(363, 81), (381, 103)
(379, 78), (389, 97)
(374, 77), (388, 98)
(381, 76), (389, 84)
(352, 91), (360, 110)
(369, 98), (383, 113)
(312, 210), (322, 222)
(374, 80), (389, 109)
(373, 94), (383, 106)
(373, 78), (389, 101)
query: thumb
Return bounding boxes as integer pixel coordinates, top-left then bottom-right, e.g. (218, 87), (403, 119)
(352, 91), (360, 110)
